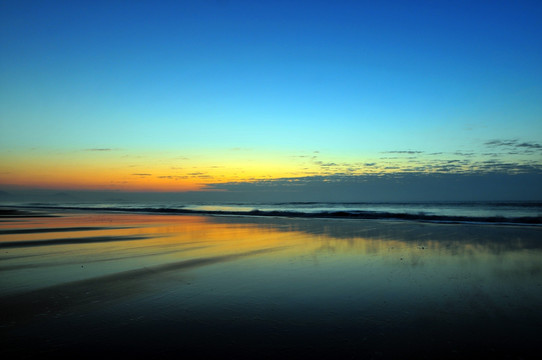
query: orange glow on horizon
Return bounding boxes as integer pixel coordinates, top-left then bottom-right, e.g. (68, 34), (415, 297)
(0, 148), (340, 191)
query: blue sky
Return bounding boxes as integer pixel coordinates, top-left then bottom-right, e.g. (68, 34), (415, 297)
(1, 0), (541, 199)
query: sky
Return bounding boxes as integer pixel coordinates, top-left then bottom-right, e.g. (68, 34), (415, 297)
(1, 0), (542, 201)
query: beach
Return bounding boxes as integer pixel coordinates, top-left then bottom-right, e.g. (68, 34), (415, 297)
(1, 209), (541, 358)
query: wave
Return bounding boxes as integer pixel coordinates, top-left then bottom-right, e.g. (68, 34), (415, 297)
(7, 204), (542, 226)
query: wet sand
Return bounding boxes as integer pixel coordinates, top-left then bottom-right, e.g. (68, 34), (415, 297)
(1, 210), (541, 358)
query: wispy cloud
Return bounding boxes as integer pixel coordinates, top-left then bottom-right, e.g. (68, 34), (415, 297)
(183, 172), (213, 179)
(517, 142), (542, 149)
(85, 148), (114, 152)
(157, 175), (188, 180)
(382, 150), (424, 154)
(485, 139), (518, 147)
(485, 139), (542, 151)
(453, 151), (475, 157)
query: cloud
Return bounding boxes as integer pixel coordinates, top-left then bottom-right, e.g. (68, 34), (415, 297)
(485, 139), (518, 147)
(157, 175), (188, 180)
(131, 173), (152, 177)
(382, 150), (424, 154)
(517, 142), (542, 149)
(184, 172), (213, 179)
(484, 139), (542, 151)
(85, 148), (113, 151)
(203, 172), (542, 202)
(453, 151), (474, 157)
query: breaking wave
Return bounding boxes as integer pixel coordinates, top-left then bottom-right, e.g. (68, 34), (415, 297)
(7, 203), (542, 226)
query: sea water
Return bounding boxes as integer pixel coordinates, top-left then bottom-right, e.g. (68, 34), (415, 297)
(8, 200), (542, 224)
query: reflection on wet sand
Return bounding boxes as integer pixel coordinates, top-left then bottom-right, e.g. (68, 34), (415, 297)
(1, 212), (541, 358)
(0, 226), (133, 235)
(0, 246), (285, 327)
(0, 234), (158, 248)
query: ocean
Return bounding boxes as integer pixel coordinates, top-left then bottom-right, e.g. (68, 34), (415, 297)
(6, 200), (542, 225)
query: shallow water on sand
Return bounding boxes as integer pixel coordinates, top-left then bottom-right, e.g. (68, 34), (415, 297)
(1, 212), (541, 358)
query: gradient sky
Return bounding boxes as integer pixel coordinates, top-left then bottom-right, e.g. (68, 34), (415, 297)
(1, 0), (541, 200)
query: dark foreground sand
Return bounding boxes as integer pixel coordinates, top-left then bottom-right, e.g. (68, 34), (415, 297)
(1, 209), (541, 359)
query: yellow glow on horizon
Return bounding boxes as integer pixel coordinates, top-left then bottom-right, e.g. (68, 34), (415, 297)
(0, 148), (337, 190)
(1, 146), (515, 191)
